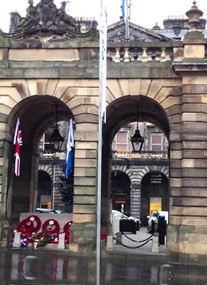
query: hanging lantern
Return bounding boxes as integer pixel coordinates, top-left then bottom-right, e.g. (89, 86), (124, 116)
(130, 105), (144, 153)
(49, 104), (64, 152)
(131, 129), (144, 153)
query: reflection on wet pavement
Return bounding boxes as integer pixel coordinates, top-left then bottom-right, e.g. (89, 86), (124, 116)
(0, 248), (207, 285)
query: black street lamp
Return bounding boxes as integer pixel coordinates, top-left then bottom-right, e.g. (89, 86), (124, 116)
(49, 104), (64, 152)
(130, 106), (144, 153)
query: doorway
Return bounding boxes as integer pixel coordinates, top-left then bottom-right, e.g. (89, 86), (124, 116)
(111, 170), (131, 216)
(140, 172), (169, 226)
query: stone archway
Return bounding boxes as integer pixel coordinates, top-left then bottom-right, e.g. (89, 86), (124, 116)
(5, 95), (72, 224)
(0, 76), (102, 249)
(103, 93), (171, 237)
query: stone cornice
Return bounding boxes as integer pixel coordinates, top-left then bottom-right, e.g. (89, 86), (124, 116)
(172, 61), (207, 74)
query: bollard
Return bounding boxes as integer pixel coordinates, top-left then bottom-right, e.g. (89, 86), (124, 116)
(158, 217), (167, 245)
(136, 220), (140, 231)
(12, 232), (21, 248)
(159, 264), (174, 285)
(106, 235), (113, 251)
(58, 232), (65, 249)
(116, 232), (122, 244)
(152, 233), (159, 253)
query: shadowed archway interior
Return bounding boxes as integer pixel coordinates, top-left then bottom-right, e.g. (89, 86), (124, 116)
(7, 95), (72, 222)
(102, 95), (170, 231)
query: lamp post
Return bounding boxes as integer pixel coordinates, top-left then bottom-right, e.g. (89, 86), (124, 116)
(49, 104), (64, 152)
(130, 106), (144, 152)
(96, 1), (107, 285)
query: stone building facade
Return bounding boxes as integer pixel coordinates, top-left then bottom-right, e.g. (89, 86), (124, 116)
(111, 123), (169, 223)
(0, 0), (206, 264)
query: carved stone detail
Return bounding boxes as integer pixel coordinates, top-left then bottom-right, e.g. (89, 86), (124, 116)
(0, 0), (98, 39)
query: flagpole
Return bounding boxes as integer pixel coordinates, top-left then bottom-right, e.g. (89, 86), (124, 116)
(52, 164), (55, 209)
(96, 0), (107, 284)
(125, 0), (129, 40)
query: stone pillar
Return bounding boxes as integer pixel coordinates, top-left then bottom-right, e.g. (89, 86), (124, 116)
(0, 219), (10, 247)
(69, 122), (98, 253)
(167, 131), (182, 260)
(130, 184), (141, 219)
(179, 74), (207, 263)
(171, 13), (207, 262)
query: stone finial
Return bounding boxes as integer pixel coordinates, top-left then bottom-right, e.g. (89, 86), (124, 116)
(186, 1), (203, 30)
(152, 22), (161, 30)
(173, 26), (182, 36)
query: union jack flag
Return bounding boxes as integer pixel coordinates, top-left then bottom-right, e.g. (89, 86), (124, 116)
(13, 118), (23, 176)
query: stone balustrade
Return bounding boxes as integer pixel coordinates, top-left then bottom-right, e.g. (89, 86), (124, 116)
(0, 38), (184, 66)
(107, 45), (173, 63)
(112, 150), (168, 159)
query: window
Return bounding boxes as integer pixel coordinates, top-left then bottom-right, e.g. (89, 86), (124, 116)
(151, 133), (162, 151)
(39, 132), (52, 151)
(150, 197), (162, 214)
(116, 132), (128, 152)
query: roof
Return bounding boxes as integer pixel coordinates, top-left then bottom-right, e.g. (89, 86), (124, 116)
(107, 20), (174, 43)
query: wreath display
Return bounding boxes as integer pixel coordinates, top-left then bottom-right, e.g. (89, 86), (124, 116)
(13, 215), (42, 247)
(31, 232), (52, 248)
(13, 216), (73, 247)
(42, 219), (60, 234)
(21, 233), (33, 247)
(50, 232), (59, 244)
(63, 221), (73, 244)
(16, 215), (41, 234)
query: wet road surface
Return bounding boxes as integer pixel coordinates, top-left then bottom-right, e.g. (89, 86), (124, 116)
(0, 248), (207, 284)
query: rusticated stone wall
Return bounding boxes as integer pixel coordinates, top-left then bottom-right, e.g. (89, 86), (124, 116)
(168, 29), (207, 263)
(0, 24), (207, 263)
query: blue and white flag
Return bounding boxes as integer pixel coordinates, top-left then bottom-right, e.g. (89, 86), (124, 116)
(121, 0), (125, 19)
(66, 119), (74, 178)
